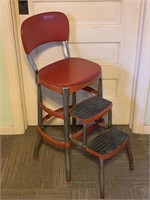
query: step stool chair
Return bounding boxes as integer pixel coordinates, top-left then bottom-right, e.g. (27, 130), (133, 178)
(20, 11), (112, 182)
(70, 96), (134, 198)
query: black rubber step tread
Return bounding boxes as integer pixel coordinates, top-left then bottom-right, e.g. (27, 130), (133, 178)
(87, 128), (128, 155)
(70, 96), (112, 120)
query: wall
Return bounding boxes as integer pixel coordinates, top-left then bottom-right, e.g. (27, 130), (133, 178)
(0, 0), (26, 135)
(0, 39), (13, 125)
(1, 0), (149, 134)
(144, 0), (150, 126)
(145, 83), (150, 124)
(143, 0), (150, 126)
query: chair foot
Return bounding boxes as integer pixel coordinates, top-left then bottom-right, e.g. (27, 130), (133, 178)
(126, 142), (134, 170)
(99, 159), (104, 198)
(65, 148), (71, 181)
(33, 134), (43, 159)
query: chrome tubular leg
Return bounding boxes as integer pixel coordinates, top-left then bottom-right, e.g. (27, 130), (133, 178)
(33, 84), (43, 159)
(83, 124), (87, 146)
(65, 148), (71, 181)
(72, 92), (76, 133)
(98, 78), (105, 125)
(108, 109), (112, 128)
(37, 84), (43, 127)
(99, 159), (104, 199)
(126, 142), (134, 170)
(62, 88), (71, 181)
(33, 134), (43, 159)
(98, 78), (103, 97)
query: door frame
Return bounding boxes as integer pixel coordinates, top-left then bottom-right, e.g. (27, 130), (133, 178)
(0, 0), (26, 135)
(3, 0), (149, 134)
(130, 0), (150, 134)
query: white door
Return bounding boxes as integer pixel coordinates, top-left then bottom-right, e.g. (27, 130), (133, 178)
(17, 0), (141, 125)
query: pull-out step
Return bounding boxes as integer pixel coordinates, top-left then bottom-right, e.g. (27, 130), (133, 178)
(70, 96), (112, 124)
(85, 128), (129, 160)
(70, 96), (133, 199)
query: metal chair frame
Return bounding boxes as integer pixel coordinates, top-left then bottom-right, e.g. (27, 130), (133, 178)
(21, 11), (107, 182)
(27, 41), (78, 181)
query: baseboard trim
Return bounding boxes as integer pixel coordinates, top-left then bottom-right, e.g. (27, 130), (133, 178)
(143, 125), (150, 134)
(0, 126), (15, 135)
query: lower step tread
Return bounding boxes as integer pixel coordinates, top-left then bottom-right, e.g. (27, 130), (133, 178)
(86, 128), (128, 156)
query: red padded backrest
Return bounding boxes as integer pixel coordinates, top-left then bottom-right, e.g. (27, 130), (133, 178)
(21, 12), (69, 54)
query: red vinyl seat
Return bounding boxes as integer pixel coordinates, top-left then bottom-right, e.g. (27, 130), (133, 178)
(38, 57), (101, 93)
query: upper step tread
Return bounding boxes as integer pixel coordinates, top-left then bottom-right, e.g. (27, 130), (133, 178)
(70, 96), (112, 123)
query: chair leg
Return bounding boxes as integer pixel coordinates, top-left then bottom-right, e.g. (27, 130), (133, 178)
(62, 88), (71, 181)
(99, 159), (104, 199)
(65, 148), (71, 181)
(98, 78), (112, 129)
(83, 124), (87, 146)
(72, 92), (76, 133)
(98, 78), (103, 97)
(33, 84), (43, 159)
(33, 134), (43, 159)
(126, 142), (134, 170)
(108, 109), (112, 128)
